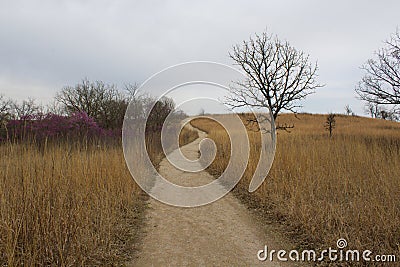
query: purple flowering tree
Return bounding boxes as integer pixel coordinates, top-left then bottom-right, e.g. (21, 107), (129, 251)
(4, 111), (117, 144)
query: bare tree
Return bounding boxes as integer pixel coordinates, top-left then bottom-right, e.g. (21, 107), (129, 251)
(11, 97), (40, 119)
(56, 79), (129, 129)
(146, 97), (175, 131)
(46, 100), (67, 115)
(0, 95), (12, 119)
(324, 113), (336, 138)
(344, 104), (353, 116)
(124, 83), (140, 101)
(198, 108), (205, 116)
(226, 30), (323, 120)
(356, 29), (400, 110)
(0, 96), (12, 136)
(56, 79), (116, 117)
(123, 83), (152, 122)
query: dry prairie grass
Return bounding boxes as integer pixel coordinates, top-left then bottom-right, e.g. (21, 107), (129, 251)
(191, 113), (400, 261)
(179, 125), (200, 147)
(0, 142), (145, 266)
(0, 122), (199, 266)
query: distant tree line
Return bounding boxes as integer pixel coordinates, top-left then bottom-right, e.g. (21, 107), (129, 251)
(0, 79), (179, 145)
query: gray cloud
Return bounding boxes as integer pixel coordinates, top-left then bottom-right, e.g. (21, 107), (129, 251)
(0, 0), (399, 114)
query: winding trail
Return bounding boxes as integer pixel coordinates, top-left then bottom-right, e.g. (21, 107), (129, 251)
(131, 125), (292, 266)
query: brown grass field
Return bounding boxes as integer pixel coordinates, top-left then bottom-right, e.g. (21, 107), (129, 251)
(0, 124), (199, 266)
(0, 142), (145, 265)
(191, 113), (400, 260)
(1, 113), (398, 265)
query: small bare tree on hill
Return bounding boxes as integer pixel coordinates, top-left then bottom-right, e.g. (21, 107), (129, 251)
(344, 104), (353, 116)
(325, 113), (336, 138)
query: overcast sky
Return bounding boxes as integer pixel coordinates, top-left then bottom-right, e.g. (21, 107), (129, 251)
(1, 0), (399, 115)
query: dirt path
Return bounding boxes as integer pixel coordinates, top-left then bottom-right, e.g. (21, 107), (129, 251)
(131, 125), (293, 266)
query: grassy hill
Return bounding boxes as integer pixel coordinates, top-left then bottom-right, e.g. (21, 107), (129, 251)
(191, 113), (400, 262)
(277, 113), (400, 137)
